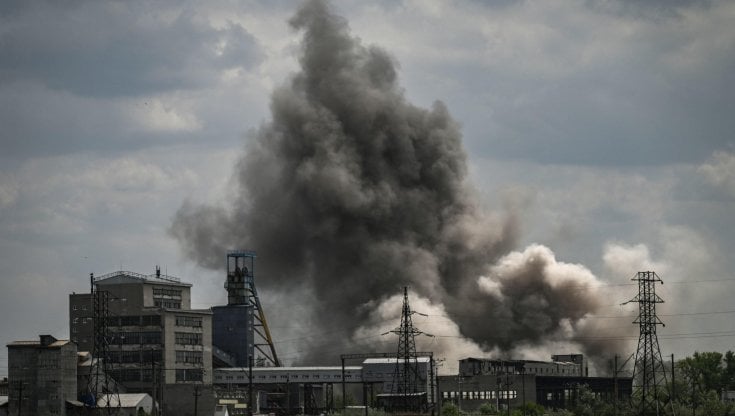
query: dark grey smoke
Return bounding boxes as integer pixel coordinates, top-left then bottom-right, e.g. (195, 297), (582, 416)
(171, 0), (621, 365)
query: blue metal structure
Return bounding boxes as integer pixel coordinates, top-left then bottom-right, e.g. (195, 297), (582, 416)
(213, 251), (280, 367)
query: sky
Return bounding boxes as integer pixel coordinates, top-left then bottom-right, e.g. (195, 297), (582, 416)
(1, 0), (735, 377)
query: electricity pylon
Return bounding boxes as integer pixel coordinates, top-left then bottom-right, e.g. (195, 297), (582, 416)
(623, 271), (676, 416)
(385, 286), (432, 412)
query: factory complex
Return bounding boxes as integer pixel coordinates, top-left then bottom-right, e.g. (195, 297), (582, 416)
(2, 251), (631, 416)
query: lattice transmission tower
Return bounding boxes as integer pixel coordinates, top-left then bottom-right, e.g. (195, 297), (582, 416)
(87, 273), (121, 414)
(623, 271), (676, 416)
(386, 286), (432, 412)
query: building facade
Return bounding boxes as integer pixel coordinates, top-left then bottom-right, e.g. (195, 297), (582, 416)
(6, 335), (78, 416)
(442, 355), (631, 412)
(69, 269), (213, 415)
(459, 356), (584, 378)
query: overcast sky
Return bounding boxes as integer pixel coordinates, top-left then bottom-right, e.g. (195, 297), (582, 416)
(2, 0), (735, 376)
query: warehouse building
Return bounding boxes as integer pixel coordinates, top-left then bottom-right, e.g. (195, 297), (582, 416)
(440, 355), (631, 412)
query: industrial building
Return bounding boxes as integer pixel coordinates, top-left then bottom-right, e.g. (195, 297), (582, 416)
(6, 335), (79, 416)
(212, 251), (280, 368)
(441, 355), (631, 412)
(68, 268), (214, 415)
(0, 249), (633, 415)
(459, 355), (587, 378)
(212, 357), (435, 415)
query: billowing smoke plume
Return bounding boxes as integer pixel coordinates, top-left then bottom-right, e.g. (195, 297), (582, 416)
(171, 0), (627, 368)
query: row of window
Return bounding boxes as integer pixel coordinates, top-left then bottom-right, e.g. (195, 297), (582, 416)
(106, 315), (161, 327)
(109, 368), (158, 382)
(153, 287), (182, 298)
(175, 316), (202, 327)
(175, 332), (203, 346)
(176, 350), (203, 364)
(110, 331), (162, 345)
(443, 391), (518, 400)
(155, 300), (181, 309)
(176, 369), (204, 382)
(221, 373), (356, 381)
(105, 349), (162, 363)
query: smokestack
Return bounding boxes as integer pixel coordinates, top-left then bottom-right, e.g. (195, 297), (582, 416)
(171, 0), (623, 365)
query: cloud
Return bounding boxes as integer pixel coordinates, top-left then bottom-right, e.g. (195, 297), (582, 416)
(0, 2), (263, 98)
(603, 242), (666, 278)
(698, 150), (735, 198)
(343, 0), (735, 166)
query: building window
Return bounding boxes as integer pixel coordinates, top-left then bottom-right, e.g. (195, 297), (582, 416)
(155, 300), (181, 309)
(176, 316), (203, 327)
(153, 287), (182, 298)
(142, 349), (162, 362)
(176, 350), (203, 364)
(175, 332), (203, 346)
(175, 369), (203, 382)
(110, 331), (161, 345)
(142, 315), (161, 326)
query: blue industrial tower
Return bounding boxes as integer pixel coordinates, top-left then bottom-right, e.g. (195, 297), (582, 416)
(212, 251), (280, 367)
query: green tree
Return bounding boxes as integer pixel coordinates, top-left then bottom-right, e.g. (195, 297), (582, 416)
(441, 402), (462, 416)
(510, 402), (544, 416)
(679, 351), (724, 392)
(478, 402), (498, 415)
(724, 350), (735, 390)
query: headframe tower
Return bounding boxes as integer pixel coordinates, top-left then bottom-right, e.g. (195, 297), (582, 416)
(213, 250), (280, 367)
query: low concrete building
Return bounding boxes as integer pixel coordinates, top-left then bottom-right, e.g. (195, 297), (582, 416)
(6, 335), (78, 416)
(98, 393), (153, 416)
(459, 356), (584, 378)
(440, 356), (632, 413)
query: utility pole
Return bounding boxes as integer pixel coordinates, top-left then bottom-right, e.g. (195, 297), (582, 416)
(671, 353), (676, 413)
(613, 355), (618, 416)
(15, 381), (23, 416)
(521, 367), (526, 416)
(193, 385), (201, 416)
(248, 355), (254, 416)
(505, 366), (511, 416)
(495, 371), (500, 412)
(151, 359), (157, 416)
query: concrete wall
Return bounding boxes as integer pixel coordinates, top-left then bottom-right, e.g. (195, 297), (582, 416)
(69, 294), (94, 352)
(7, 340), (78, 416)
(163, 384), (216, 416)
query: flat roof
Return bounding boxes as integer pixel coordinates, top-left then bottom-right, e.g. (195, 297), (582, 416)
(94, 270), (191, 287)
(363, 357), (431, 364)
(7, 340), (71, 348)
(217, 366), (362, 372)
(97, 393), (151, 408)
